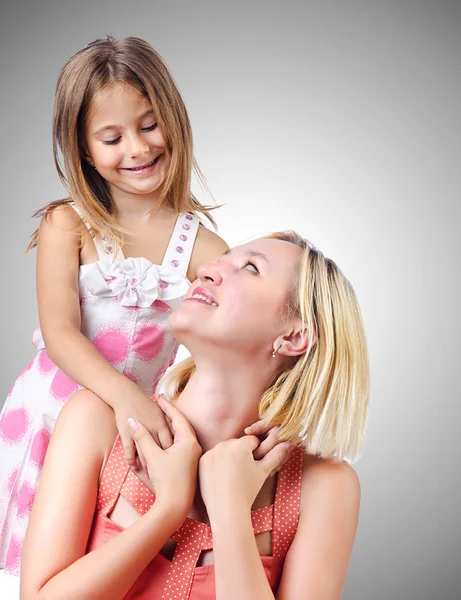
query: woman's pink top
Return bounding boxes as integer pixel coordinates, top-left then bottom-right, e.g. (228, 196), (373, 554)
(87, 436), (304, 599)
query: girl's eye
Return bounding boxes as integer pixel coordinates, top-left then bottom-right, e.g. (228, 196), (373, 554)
(142, 123), (158, 132)
(242, 261), (259, 274)
(103, 137), (121, 145)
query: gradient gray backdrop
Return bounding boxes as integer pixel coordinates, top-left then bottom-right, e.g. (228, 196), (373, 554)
(1, 1), (460, 598)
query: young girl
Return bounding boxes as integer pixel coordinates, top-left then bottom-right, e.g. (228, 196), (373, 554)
(21, 232), (369, 599)
(0, 35), (227, 575)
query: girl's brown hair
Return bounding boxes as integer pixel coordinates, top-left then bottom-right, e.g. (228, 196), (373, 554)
(28, 35), (216, 250)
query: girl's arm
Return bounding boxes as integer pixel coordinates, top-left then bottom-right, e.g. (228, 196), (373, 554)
(36, 205), (173, 461)
(21, 391), (191, 600)
(186, 224), (228, 281)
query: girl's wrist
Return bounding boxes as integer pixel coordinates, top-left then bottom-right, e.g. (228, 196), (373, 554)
(104, 375), (138, 409)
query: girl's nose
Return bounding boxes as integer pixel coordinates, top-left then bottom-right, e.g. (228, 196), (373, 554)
(127, 134), (149, 159)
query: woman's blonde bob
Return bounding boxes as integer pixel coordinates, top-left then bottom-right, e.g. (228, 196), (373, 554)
(28, 35), (216, 250)
(162, 231), (370, 463)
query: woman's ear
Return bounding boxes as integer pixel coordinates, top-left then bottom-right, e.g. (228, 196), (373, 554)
(275, 320), (317, 358)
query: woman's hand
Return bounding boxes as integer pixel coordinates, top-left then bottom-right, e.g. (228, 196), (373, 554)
(199, 436), (293, 522)
(127, 396), (202, 519)
(244, 420), (294, 468)
(113, 384), (174, 468)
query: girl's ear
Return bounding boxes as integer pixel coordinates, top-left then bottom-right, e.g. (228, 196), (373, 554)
(275, 320), (317, 358)
(83, 152), (94, 167)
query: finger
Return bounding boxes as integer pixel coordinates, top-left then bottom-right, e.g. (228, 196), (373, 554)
(244, 419), (271, 436)
(134, 441), (148, 474)
(121, 432), (138, 468)
(252, 427), (280, 460)
(127, 418), (162, 460)
(155, 396), (195, 438)
(238, 435), (261, 454)
(259, 442), (293, 477)
(157, 424), (173, 450)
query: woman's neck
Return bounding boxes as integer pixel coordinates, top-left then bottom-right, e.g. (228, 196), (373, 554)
(175, 359), (275, 453)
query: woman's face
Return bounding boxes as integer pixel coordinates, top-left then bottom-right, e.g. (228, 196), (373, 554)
(170, 238), (302, 356)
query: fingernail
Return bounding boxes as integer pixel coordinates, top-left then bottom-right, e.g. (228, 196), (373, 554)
(128, 418), (139, 432)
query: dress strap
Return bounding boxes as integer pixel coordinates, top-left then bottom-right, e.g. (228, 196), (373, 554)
(68, 202), (110, 262)
(272, 446), (304, 558)
(162, 213), (200, 279)
(96, 436), (132, 517)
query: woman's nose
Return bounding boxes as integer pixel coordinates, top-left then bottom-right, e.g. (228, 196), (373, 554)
(196, 262), (223, 285)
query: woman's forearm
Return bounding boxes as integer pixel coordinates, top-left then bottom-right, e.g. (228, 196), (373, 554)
(43, 325), (135, 408)
(211, 507), (275, 600)
(31, 504), (180, 600)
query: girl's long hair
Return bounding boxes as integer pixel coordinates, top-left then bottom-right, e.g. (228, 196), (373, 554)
(28, 35), (216, 251)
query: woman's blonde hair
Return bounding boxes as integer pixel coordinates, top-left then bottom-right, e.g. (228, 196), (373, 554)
(163, 231), (370, 463)
(28, 35), (216, 250)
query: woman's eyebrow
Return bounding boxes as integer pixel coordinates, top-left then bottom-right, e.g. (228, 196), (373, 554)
(220, 248), (268, 263)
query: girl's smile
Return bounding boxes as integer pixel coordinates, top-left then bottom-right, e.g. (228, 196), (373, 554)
(85, 84), (171, 202)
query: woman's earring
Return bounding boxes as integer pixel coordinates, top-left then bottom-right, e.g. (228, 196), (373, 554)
(272, 344), (282, 358)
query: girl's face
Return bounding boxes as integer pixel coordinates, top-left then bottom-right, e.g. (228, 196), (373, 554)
(170, 238), (302, 357)
(84, 83), (170, 201)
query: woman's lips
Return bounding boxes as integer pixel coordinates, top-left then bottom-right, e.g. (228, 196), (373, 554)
(186, 286), (218, 307)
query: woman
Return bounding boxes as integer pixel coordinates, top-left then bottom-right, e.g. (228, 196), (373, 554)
(20, 231), (369, 599)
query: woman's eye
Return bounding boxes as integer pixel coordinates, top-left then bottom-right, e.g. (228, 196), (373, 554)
(142, 123), (158, 132)
(103, 136), (122, 145)
(242, 261), (259, 274)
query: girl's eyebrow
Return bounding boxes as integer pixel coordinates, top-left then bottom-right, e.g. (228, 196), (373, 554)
(93, 109), (155, 136)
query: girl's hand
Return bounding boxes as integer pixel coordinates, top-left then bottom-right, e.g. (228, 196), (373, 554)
(127, 396), (202, 519)
(199, 436), (293, 521)
(113, 385), (174, 468)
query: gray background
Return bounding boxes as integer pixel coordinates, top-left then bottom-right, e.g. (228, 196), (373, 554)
(1, 1), (460, 598)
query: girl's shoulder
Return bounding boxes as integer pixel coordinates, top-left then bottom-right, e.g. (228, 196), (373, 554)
(38, 201), (88, 240)
(187, 223), (229, 280)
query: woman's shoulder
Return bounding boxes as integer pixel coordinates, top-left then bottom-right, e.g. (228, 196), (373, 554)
(56, 389), (117, 455)
(300, 453), (361, 514)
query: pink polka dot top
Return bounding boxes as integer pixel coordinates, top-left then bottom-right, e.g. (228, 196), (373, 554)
(87, 436), (304, 599)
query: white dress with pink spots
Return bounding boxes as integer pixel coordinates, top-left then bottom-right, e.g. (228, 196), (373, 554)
(0, 208), (199, 575)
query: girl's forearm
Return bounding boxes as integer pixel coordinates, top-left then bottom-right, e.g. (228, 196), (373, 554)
(31, 504), (180, 600)
(211, 507), (275, 600)
(43, 325), (135, 407)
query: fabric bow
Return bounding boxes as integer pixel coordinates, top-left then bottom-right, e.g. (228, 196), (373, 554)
(80, 257), (189, 307)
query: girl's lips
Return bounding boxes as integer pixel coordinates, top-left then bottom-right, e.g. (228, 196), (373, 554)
(121, 155), (160, 173)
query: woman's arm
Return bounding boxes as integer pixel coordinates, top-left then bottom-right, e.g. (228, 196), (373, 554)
(199, 436), (292, 600)
(201, 441), (360, 600)
(276, 457), (361, 600)
(36, 205), (173, 460)
(21, 391), (184, 600)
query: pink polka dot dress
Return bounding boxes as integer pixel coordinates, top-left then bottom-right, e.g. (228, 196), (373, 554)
(0, 207), (200, 575)
(86, 436), (304, 599)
